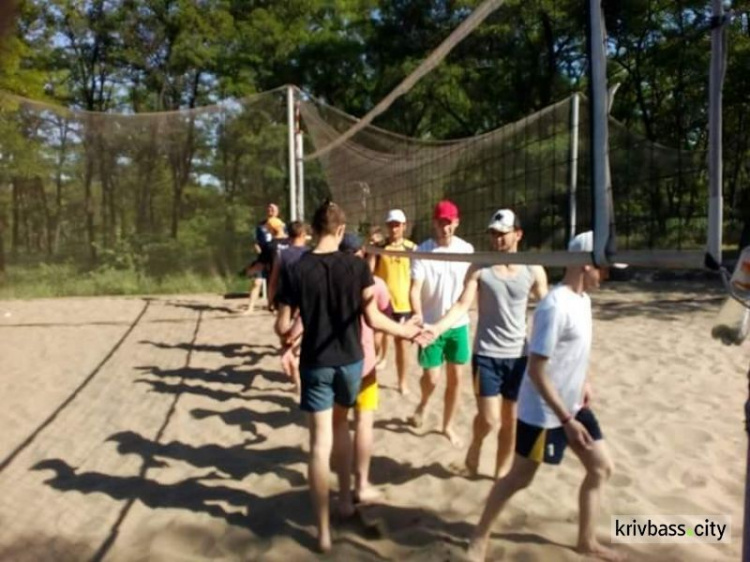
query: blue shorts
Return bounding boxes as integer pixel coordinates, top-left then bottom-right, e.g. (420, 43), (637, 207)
(300, 360), (363, 412)
(515, 408), (604, 465)
(472, 355), (526, 400)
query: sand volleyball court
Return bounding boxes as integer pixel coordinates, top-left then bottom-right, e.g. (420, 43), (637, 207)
(0, 280), (745, 561)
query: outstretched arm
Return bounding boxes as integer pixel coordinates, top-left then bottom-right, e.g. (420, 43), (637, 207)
(431, 265), (481, 336)
(363, 285), (420, 339)
(530, 265), (549, 301)
(409, 278), (424, 322)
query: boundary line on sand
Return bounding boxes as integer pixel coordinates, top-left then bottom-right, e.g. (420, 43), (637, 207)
(0, 300), (151, 473)
(90, 310), (204, 562)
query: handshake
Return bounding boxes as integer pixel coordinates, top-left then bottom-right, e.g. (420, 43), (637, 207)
(398, 315), (439, 347)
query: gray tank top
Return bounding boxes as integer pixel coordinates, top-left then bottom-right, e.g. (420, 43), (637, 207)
(474, 265), (534, 358)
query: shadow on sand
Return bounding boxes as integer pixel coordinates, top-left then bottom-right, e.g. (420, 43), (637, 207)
(139, 341), (278, 364)
(190, 395), (305, 436)
(164, 300), (238, 314)
(135, 366), (291, 401)
(32, 458), (392, 558)
(107, 430), (307, 486)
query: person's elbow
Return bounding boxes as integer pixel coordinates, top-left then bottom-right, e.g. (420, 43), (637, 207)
(526, 354), (548, 384)
(363, 305), (381, 330)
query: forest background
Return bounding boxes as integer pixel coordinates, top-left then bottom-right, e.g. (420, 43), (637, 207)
(0, 0), (748, 298)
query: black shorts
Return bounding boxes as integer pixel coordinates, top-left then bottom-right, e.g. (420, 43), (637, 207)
(515, 408), (603, 465)
(472, 355), (526, 400)
(391, 311), (412, 323)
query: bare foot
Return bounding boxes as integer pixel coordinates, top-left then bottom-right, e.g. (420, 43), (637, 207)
(464, 443), (481, 477)
(354, 486), (382, 504)
(398, 384), (410, 396)
(337, 499), (356, 519)
(317, 532), (332, 553)
(408, 407), (424, 428)
(577, 542), (627, 561)
(375, 358), (387, 371)
(466, 535), (489, 562)
(443, 427), (463, 448)
(449, 461), (477, 478)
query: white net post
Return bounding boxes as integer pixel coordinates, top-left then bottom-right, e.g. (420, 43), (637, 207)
(568, 92), (581, 242)
(708, 0), (726, 268)
(287, 85), (298, 221)
(295, 98), (305, 221)
(587, 0), (612, 265)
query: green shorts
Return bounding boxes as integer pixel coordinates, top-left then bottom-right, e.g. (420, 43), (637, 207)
(418, 324), (471, 369)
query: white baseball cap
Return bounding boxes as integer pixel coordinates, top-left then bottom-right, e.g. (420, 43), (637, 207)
(568, 231), (627, 268)
(487, 209), (519, 233)
(568, 230), (595, 252)
(385, 209), (407, 224)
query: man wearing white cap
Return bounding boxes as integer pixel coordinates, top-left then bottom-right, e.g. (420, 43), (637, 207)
(467, 230), (624, 562)
(370, 209), (417, 394)
(425, 209), (547, 478)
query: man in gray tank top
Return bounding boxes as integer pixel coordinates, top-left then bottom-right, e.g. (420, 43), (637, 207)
(424, 209), (547, 478)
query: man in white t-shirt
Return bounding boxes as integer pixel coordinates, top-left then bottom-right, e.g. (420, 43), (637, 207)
(409, 200), (474, 446)
(467, 231), (624, 562)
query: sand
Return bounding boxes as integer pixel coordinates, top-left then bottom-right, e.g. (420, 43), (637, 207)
(0, 280), (746, 561)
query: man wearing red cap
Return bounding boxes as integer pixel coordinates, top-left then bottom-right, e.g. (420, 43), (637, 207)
(409, 200), (474, 446)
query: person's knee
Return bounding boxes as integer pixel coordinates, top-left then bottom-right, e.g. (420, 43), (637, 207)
(500, 400), (517, 422)
(332, 405), (351, 427)
(355, 409), (373, 427)
(587, 457), (613, 484)
(505, 464), (536, 490)
(310, 432), (333, 458)
(477, 411), (499, 434)
(423, 369), (440, 385)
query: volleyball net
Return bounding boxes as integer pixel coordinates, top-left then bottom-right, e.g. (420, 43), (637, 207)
(0, 88), (292, 295)
(0, 0), (738, 297)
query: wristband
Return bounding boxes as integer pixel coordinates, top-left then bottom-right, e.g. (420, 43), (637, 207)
(560, 413), (573, 425)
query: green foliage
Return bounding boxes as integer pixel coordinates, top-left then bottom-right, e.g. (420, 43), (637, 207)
(0, 0), (748, 299)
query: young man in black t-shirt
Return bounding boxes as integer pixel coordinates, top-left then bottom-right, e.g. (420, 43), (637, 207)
(275, 201), (421, 554)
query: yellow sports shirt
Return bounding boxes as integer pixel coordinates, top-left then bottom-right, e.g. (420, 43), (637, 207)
(374, 239), (416, 313)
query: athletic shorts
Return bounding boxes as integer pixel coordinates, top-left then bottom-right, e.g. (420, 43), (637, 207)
(243, 259), (268, 280)
(515, 408), (603, 465)
(356, 374), (379, 411)
(472, 355), (526, 400)
(391, 311), (412, 323)
(300, 360), (363, 412)
(418, 324), (471, 369)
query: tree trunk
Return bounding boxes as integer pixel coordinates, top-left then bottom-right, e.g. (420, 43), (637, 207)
(0, 213), (5, 276)
(53, 117), (69, 255)
(168, 71), (201, 239)
(32, 177), (53, 256)
(11, 177), (20, 257)
(83, 150), (97, 264)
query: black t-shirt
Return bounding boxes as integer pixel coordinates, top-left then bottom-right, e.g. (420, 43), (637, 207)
(280, 251), (374, 368)
(255, 222), (272, 251)
(259, 237), (287, 267)
(275, 245), (309, 305)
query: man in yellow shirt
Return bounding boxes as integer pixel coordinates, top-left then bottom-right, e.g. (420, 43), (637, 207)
(369, 209), (416, 395)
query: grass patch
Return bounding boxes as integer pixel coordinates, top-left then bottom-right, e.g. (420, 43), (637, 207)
(0, 263), (250, 299)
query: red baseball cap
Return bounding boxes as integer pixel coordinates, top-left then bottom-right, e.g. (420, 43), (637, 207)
(433, 200), (459, 221)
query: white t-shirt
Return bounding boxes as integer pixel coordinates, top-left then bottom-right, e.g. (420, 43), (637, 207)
(411, 237), (474, 326)
(517, 284), (592, 428)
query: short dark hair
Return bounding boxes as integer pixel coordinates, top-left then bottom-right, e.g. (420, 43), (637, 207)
(288, 221), (308, 239)
(311, 200), (346, 236)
